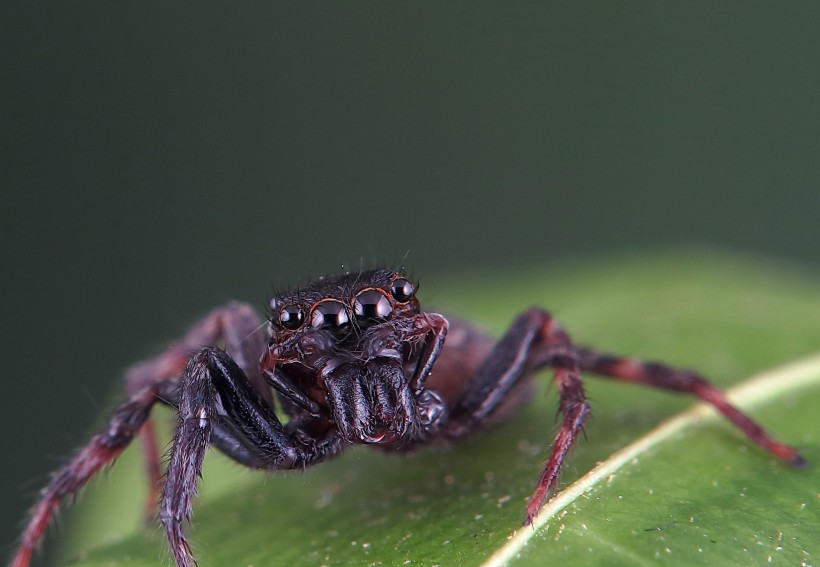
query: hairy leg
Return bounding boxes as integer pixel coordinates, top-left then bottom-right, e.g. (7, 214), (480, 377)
(12, 378), (176, 567)
(447, 308), (590, 524)
(125, 302), (267, 512)
(578, 348), (805, 465)
(13, 302), (267, 567)
(161, 347), (344, 567)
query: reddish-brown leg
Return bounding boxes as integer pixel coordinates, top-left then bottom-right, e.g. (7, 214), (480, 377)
(12, 302), (266, 567)
(138, 420), (162, 523)
(125, 301), (268, 401)
(524, 352), (589, 524)
(447, 308), (591, 525)
(578, 349), (805, 466)
(11, 383), (172, 567)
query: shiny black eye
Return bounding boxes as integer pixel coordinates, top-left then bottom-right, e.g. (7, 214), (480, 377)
(390, 278), (414, 303)
(278, 304), (305, 330)
(353, 289), (392, 324)
(310, 300), (351, 330)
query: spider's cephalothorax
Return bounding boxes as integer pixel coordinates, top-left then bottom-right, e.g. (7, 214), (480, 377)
(263, 270), (448, 448)
(13, 269), (805, 567)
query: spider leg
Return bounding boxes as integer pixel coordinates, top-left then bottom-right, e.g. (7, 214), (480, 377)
(12, 303), (268, 567)
(124, 302), (267, 516)
(578, 348), (805, 466)
(161, 347), (343, 567)
(447, 308), (590, 525)
(125, 302), (267, 399)
(11, 378), (177, 567)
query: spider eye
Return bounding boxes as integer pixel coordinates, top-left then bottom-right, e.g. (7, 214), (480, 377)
(390, 278), (414, 303)
(311, 300), (351, 330)
(278, 304), (305, 330)
(353, 289), (392, 325)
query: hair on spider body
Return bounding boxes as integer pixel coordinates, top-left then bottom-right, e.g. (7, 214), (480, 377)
(12, 268), (805, 567)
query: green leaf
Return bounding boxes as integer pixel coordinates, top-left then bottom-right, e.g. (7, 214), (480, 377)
(56, 250), (820, 566)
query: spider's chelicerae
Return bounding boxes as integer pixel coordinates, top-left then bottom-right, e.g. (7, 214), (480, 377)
(13, 269), (805, 567)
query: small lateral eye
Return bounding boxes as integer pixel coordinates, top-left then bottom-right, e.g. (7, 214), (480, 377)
(390, 278), (415, 303)
(311, 300), (351, 330)
(278, 304), (305, 330)
(353, 289), (392, 324)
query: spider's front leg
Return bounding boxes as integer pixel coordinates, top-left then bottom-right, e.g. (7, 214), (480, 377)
(161, 347), (344, 567)
(446, 308), (589, 524)
(125, 302), (270, 495)
(11, 303), (265, 567)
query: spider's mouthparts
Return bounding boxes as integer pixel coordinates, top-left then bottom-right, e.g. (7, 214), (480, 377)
(360, 429), (401, 444)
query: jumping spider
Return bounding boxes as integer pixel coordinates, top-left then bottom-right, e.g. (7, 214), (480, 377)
(13, 269), (805, 567)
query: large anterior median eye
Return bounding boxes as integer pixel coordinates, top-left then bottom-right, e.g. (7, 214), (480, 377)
(310, 300), (351, 330)
(353, 289), (392, 325)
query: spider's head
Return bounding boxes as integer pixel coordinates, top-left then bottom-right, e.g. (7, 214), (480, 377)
(266, 269), (420, 366)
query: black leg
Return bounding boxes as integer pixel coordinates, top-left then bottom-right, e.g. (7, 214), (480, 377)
(125, 302), (268, 511)
(160, 347), (343, 567)
(13, 303), (268, 567)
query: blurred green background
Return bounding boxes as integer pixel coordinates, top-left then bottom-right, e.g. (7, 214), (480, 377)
(2, 2), (819, 563)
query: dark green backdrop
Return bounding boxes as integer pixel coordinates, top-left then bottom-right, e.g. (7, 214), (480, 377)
(3, 3), (819, 562)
